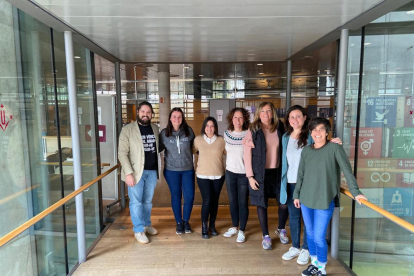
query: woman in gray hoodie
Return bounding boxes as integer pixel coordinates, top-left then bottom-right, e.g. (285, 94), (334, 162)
(159, 108), (195, 234)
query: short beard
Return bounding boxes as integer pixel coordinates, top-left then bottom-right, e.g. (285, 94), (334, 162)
(137, 116), (150, 125)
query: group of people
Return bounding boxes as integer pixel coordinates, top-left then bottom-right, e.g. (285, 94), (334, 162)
(118, 101), (367, 276)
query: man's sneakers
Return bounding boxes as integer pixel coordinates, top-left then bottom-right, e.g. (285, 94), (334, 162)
(301, 265), (318, 276)
(282, 247), (310, 265)
(134, 232), (149, 244)
(275, 228), (289, 244)
(262, 235), (272, 250)
(316, 271), (326, 276)
(144, 226), (158, 235)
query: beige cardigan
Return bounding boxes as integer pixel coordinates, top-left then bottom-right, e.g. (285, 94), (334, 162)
(118, 121), (159, 182)
(192, 135), (226, 176)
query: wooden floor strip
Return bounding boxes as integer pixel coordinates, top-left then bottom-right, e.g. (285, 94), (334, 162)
(73, 206), (351, 276)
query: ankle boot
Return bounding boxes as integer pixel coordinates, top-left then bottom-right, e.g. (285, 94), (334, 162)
(209, 220), (218, 236)
(202, 222), (209, 239)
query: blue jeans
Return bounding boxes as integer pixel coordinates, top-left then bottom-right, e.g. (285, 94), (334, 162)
(301, 200), (335, 264)
(128, 170), (158, 233)
(287, 183), (308, 250)
(163, 169), (195, 223)
(225, 170), (249, 231)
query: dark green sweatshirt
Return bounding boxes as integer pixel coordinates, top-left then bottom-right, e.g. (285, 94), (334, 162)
(293, 142), (362, 209)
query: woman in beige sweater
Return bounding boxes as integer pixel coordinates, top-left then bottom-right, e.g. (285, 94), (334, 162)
(193, 116), (226, 239)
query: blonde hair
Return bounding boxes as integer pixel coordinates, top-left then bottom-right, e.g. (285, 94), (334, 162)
(249, 102), (279, 133)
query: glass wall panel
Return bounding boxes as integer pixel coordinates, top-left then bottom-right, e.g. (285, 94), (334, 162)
(0, 210), (68, 276)
(340, 29), (363, 266)
(1, 2), (102, 274)
(342, 2), (414, 275)
(52, 30), (101, 270)
(0, 1), (40, 274)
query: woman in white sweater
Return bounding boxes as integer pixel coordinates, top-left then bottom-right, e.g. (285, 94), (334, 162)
(222, 108), (250, 243)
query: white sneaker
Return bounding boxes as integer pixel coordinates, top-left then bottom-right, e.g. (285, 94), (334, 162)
(236, 230), (245, 243)
(223, 227), (238, 238)
(275, 228), (289, 244)
(134, 232), (149, 244)
(297, 249), (310, 265)
(145, 226), (158, 235)
(282, 247), (301, 260)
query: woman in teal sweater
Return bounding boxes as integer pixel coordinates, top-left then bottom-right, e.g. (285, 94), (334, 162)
(293, 117), (367, 276)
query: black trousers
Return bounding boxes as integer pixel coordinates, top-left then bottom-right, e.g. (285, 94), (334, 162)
(225, 170), (249, 231)
(197, 176), (225, 223)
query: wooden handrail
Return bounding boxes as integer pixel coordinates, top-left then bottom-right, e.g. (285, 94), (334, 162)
(0, 163), (121, 247)
(38, 162), (111, 167)
(341, 187), (414, 234)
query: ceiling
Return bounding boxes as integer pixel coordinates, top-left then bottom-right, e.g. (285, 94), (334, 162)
(33, 0), (385, 63)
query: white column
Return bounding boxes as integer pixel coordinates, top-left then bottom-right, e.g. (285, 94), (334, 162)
(331, 28), (349, 259)
(64, 31), (86, 263)
(157, 64), (171, 129)
(286, 60), (292, 109)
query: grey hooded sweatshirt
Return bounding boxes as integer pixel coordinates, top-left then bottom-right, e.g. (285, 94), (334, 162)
(159, 127), (195, 171)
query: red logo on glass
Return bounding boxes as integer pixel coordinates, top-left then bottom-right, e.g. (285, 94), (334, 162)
(0, 104), (12, 131)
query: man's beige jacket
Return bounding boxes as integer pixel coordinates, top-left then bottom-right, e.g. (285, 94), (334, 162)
(118, 121), (159, 182)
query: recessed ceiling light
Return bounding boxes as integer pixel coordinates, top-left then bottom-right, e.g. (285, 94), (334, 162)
(259, 73), (264, 75)
(183, 66), (190, 69)
(199, 75), (204, 77)
(364, 43), (371, 46)
(407, 10), (414, 14)
(74, 56), (81, 59)
(257, 63), (263, 66)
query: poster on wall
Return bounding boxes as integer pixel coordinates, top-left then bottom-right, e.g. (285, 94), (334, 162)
(355, 188), (383, 218)
(356, 171), (396, 188)
(404, 96), (414, 127)
(383, 188), (413, 217)
(392, 128), (414, 158)
(396, 159), (414, 188)
(350, 128), (383, 158)
(365, 96), (397, 127)
(354, 158), (397, 188)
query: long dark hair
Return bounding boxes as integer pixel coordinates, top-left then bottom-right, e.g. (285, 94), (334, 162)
(165, 107), (190, 137)
(285, 105), (310, 148)
(226, 107), (250, 131)
(201, 116), (219, 137)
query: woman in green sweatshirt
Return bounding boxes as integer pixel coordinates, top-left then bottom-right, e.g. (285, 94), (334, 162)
(293, 117), (367, 276)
